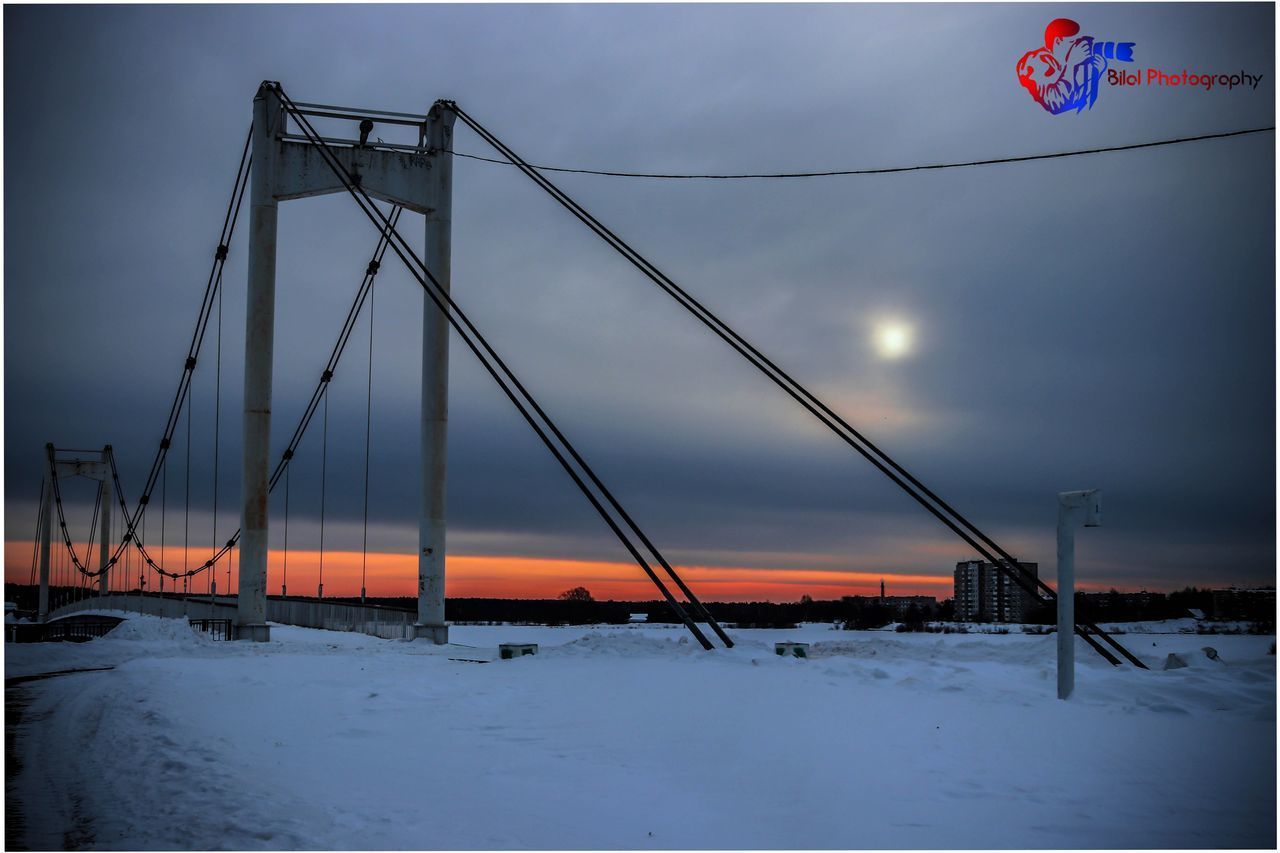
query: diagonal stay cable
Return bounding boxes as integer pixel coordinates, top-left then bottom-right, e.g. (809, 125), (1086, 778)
(274, 85), (717, 647)
(463, 104), (1147, 667)
(451, 106), (1035, 571)
(307, 112), (733, 644)
(271, 84), (721, 648)
(452, 103), (1134, 665)
(449, 103), (1142, 666)
(451, 105), (1078, 633)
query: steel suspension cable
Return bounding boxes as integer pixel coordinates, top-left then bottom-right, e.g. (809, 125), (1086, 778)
(94, 126), (252, 584)
(212, 275), (223, 595)
(82, 482), (102, 572)
(43, 446), (113, 582)
(272, 84), (718, 648)
(282, 465), (290, 597)
(160, 456), (167, 593)
(77, 132), (251, 585)
(101, 139), (493, 594)
(77, 551), (88, 600)
(115, 204), (405, 587)
(265, 209), (402, 496)
(126, 515), (137, 591)
(449, 104), (1140, 664)
(140, 509), (146, 593)
(117, 125), (252, 565)
(184, 386), (192, 592)
(28, 481), (45, 587)
(119, 510), (126, 593)
(115, 508), (123, 593)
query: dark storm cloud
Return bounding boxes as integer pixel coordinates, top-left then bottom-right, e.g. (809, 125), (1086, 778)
(5, 4), (1274, 592)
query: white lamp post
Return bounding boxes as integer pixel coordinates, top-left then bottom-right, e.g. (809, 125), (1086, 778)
(1057, 489), (1101, 700)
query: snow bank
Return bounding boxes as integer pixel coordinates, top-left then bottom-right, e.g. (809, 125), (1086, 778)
(4, 611), (222, 679)
(548, 631), (711, 658)
(100, 612), (217, 645)
(8, 620), (1275, 849)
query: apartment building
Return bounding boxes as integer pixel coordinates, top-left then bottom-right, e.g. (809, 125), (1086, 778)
(954, 560), (1041, 622)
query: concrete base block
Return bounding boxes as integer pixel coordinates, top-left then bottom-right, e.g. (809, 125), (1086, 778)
(500, 643), (538, 660)
(413, 624), (449, 644)
(236, 623), (271, 642)
(776, 641), (809, 659)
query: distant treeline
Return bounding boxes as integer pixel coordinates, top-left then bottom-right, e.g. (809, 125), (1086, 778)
(336, 596), (855, 628)
(3, 583), (854, 628)
(1074, 587), (1270, 624)
(8, 583), (1264, 629)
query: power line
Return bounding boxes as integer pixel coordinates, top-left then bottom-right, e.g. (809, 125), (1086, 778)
(449, 125), (1274, 180)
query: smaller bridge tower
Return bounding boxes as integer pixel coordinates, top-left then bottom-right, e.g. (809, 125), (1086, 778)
(38, 444), (114, 622)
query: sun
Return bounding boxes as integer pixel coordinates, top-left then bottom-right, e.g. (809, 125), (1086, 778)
(873, 322), (913, 360)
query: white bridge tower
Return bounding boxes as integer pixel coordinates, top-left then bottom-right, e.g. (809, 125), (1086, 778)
(238, 84), (455, 642)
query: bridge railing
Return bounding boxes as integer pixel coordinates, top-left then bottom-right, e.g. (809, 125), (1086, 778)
(265, 597), (416, 639)
(48, 593), (235, 622)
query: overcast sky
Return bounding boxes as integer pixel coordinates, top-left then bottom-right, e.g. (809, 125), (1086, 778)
(4, 3), (1274, 598)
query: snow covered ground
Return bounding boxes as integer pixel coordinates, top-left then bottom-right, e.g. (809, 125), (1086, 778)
(6, 614), (1275, 849)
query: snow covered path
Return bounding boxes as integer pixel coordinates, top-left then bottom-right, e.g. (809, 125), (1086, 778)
(6, 617), (1275, 849)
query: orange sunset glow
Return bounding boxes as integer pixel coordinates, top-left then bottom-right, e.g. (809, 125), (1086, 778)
(4, 539), (957, 601)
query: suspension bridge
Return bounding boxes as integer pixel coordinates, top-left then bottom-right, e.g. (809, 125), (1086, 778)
(28, 81), (1153, 669)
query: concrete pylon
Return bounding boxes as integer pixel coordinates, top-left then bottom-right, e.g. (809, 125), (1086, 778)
(98, 465), (111, 596)
(235, 83), (452, 642)
(236, 84), (281, 643)
(1057, 489), (1102, 700)
(414, 103), (456, 645)
(37, 459), (52, 623)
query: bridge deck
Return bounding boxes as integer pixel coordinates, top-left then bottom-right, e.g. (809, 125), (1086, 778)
(46, 592), (417, 640)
